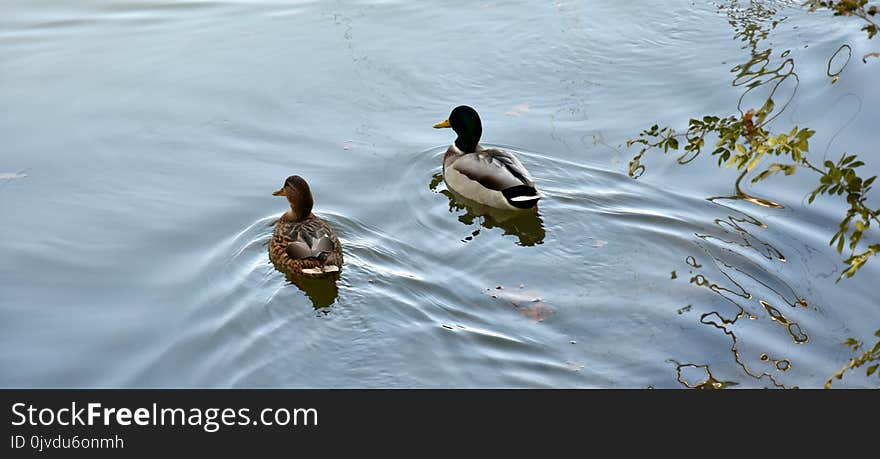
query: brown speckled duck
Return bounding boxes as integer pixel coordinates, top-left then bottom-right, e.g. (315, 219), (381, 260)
(270, 175), (343, 276)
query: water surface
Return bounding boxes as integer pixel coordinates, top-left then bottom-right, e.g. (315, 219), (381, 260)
(1, 0), (878, 388)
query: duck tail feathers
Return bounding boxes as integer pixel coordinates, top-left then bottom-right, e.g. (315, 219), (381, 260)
(502, 185), (542, 209)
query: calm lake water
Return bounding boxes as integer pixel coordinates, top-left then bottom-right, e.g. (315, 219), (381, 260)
(1, 0), (878, 388)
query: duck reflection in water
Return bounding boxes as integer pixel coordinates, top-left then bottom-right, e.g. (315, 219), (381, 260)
(281, 271), (339, 309)
(429, 172), (546, 246)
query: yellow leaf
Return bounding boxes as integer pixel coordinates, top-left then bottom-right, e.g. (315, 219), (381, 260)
(746, 152), (764, 172)
(724, 155), (739, 169)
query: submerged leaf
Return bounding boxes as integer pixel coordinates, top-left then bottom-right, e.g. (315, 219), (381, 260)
(505, 103), (530, 117)
(0, 172), (26, 180)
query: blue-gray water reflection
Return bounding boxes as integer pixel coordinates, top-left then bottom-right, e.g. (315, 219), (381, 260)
(1, 0), (878, 388)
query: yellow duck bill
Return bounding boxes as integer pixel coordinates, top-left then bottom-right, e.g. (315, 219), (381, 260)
(433, 119), (451, 129)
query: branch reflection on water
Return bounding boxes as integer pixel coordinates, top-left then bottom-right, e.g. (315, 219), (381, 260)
(650, 1), (841, 388)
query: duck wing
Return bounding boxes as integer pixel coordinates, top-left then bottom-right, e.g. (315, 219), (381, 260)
(285, 240), (314, 260)
(450, 148), (536, 191)
(284, 219), (338, 261)
(310, 234), (334, 257)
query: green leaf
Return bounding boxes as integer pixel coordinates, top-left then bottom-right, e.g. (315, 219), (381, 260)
(752, 170), (771, 183)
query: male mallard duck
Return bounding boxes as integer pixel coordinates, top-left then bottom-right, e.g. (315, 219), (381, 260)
(434, 105), (541, 210)
(270, 175), (343, 276)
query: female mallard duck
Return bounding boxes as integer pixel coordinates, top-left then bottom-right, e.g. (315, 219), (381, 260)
(270, 175), (343, 276)
(434, 105), (541, 210)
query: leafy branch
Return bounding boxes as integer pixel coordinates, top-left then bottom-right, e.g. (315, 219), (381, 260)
(811, 155), (880, 278)
(806, 0), (880, 61)
(629, 0), (880, 388)
(826, 330), (880, 388)
(627, 98), (879, 281)
(804, 1), (880, 388)
(805, 1), (879, 39)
